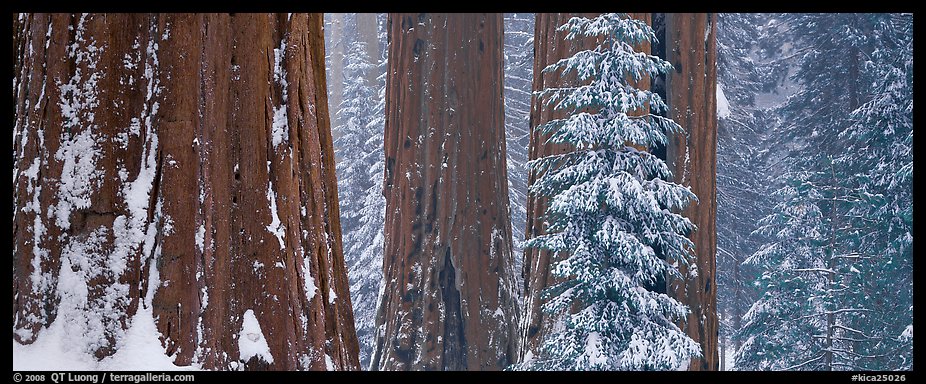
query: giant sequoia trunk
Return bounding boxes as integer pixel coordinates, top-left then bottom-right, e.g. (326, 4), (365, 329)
(518, 12), (655, 362)
(371, 13), (519, 371)
(664, 12), (719, 371)
(12, 13), (359, 370)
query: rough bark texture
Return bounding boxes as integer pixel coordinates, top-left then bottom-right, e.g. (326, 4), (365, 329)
(12, 13), (359, 371)
(665, 12), (719, 371)
(518, 12), (663, 362)
(372, 13), (519, 371)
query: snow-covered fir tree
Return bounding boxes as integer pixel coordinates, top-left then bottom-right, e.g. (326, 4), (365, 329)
(737, 168), (852, 370)
(516, 13), (700, 370)
(834, 13), (913, 370)
(737, 13), (913, 371)
(331, 14), (388, 369)
(503, 12), (534, 301)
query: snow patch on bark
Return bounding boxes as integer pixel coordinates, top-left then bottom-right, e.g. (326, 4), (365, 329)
(238, 309), (274, 364)
(716, 84), (731, 119)
(325, 354), (335, 370)
(22, 158), (49, 299)
(303, 256), (318, 302)
(271, 38), (289, 148)
(195, 225), (205, 252)
(271, 106), (289, 148)
(54, 122), (102, 230)
(265, 180), (286, 250)
(7, 318), (190, 371)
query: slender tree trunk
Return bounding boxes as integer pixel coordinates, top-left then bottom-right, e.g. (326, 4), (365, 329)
(327, 13), (346, 127)
(354, 13), (381, 87)
(823, 158), (841, 371)
(12, 13), (359, 371)
(371, 13), (518, 371)
(720, 311), (726, 371)
(665, 12), (719, 371)
(732, 261), (742, 353)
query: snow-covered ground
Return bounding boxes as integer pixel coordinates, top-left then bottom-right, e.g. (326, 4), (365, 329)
(13, 305), (196, 371)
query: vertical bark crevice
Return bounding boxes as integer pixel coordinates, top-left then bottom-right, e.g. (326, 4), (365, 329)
(374, 13), (517, 371)
(439, 247), (466, 371)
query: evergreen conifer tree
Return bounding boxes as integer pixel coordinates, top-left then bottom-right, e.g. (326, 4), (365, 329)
(738, 13), (912, 371)
(517, 13), (700, 370)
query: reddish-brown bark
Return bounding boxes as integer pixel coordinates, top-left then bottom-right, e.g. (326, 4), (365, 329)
(372, 13), (518, 371)
(665, 12), (719, 371)
(12, 13), (358, 370)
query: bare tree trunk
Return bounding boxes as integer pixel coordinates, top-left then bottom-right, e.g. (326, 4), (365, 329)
(665, 12), (719, 371)
(371, 13), (518, 371)
(733, 261), (742, 353)
(12, 13), (359, 371)
(327, 13), (346, 127)
(720, 311), (726, 371)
